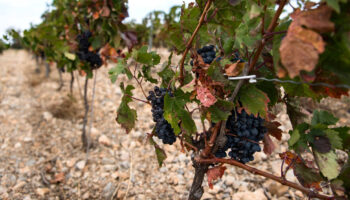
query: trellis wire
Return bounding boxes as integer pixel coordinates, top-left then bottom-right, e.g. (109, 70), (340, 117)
(255, 77), (350, 89)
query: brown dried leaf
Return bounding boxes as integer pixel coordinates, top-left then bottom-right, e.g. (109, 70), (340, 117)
(292, 5), (334, 33)
(207, 165), (227, 189)
(224, 62), (244, 76)
(265, 121), (282, 141)
(279, 35), (319, 78)
(196, 86), (217, 108)
(288, 25), (325, 53)
(263, 134), (276, 155)
(305, 2), (317, 10)
(279, 151), (302, 168)
(100, 5), (110, 17)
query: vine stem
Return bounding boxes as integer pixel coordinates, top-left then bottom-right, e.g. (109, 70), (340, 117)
(82, 75), (89, 150)
(179, 0), (212, 86)
(86, 70), (98, 160)
(196, 158), (334, 200)
(248, 0), (287, 72)
(70, 71), (74, 95)
(124, 94), (151, 105)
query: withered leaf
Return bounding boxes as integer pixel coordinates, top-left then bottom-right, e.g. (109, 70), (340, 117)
(280, 35), (319, 78)
(207, 165), (227, 189)
(196, 86), (217, 108)
(292, 5), (334, 33)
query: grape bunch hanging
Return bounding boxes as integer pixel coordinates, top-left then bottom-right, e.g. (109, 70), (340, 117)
(76, 30), (102, 69)
(147, 86), (176, 145)
(215, 109), (267, 163)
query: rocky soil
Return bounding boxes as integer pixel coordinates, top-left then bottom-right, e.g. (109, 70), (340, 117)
(0, 49), (349, 200)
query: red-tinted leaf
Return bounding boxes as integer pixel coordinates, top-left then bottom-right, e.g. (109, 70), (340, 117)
(207, 165), (227, 189)
(263, 134), (276, 155)
(196, 86), (217, 107)
(265, 121), (282, 140)
(311, 69), (349, 99)
(279, 151), (302, 168)
(121, 31), (138, 50)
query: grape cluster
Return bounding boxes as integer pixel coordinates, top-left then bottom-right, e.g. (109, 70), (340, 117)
(147, 86), (176, 145)
(76, 31), (102, 69)
(215, 109), (267, 163)
(230, 52), (245, 63)
(190, 45), (217, 66)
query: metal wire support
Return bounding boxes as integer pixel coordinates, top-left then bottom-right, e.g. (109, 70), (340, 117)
(226, 75), (350, 89)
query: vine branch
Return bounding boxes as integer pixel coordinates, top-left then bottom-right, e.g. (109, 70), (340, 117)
(179, 0), (212, 86)
(196, 157), (334, 200)
(248, 0), (287, 72)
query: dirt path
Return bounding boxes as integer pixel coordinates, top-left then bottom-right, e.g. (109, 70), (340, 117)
(2, 49), (344, 200)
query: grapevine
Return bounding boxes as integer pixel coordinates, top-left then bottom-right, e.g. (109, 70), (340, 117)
(3, 0), (350, 199)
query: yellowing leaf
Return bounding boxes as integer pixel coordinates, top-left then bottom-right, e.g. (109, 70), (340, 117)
(64, 52), (76, 60)
(314, 150), (340, 180)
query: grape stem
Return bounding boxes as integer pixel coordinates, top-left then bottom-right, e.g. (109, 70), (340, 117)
(124, 94), (151, 105)
(196, 157), (334, 200)
(179, 0), (212, 86)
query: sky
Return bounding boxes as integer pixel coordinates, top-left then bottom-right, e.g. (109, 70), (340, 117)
(0, 0), (193, 37)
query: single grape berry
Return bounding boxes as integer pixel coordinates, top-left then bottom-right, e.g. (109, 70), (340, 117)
(147, 86), (176, 145)
(215, 108), (267, 163)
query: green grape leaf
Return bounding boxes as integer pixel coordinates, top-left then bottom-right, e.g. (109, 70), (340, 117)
(164, 92), (196, 135)
(208, 99), (235, 123)
(325, 0), (340, 13)
(223, 38), (235, 54)
(256, 80), (279, 106)
(314, 150), (340, 180)
(149, 136), (167, 167)
(339, 152), (350, 196)
(142, 65), (158, 84)
(91, 36), (103, 50)
(116, 83), (137, 133)
(311, 110), (338, 126)
(325, 129), (343, 149)
(158, 53), (175, 87)
(132, 46), (160, 65)
(238, 85), (270, 117)
(288, 123), (309, 152)
(282, 82), (319, 99)
(109, 62), (126, 83)
(294, 162), (323, 190)
(288, 129), (300, 147)
(333, 127), (350, 150)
